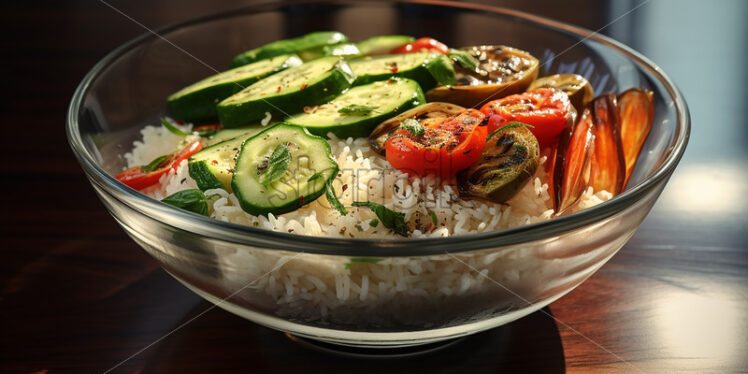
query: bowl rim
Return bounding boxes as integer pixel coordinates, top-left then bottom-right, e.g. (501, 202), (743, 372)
(67, 0), (690, 256)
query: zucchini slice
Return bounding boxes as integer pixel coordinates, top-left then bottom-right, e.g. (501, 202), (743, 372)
(356, 35), (414, 56)
(167, 54), (302, 124)
(230, 31), (348, 68)
(232, 124), (338, 216)
(286, 78), (425, 138)
(205, 126), (268, 146)
(349, 52), (455, 90)
(322, 43), (361, 59)
(188, 126), (266, 191)
(217, 57), (356, 128)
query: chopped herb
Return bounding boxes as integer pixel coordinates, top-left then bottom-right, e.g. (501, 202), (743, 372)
(344, 257), (384, 269)
(369, 219), (379, 227)
(160, 117), (189, 137)
(142, 155), (168, 172)
(161, 189), (209, 216)
(448, 49), (479, 71)
(514, 144), (527, 154)
(258, 143), (291, 187)
(400, 118), (424, 137)
(352, 201), (409, 236)
(338, 104), (376, 116)
(428, 210), (438, 226)
(253, 221), (260, 227)
(326, 179), (348, 216)
(486, 121), (535, 140)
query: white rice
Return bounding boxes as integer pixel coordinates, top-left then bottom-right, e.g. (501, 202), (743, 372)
(124, 123), (612, 324)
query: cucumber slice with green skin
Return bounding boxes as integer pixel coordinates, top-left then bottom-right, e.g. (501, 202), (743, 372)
(230, 31), (348, 68)
(190, 124), (278, 191)
(167, 54), (302, 124)
(205, 125), (268, 146)
(218, 57), (356, 128)
(232, 124), (338, 216)
(286, 78), (425, 138)
(322, 43), (361, 59)
(349, 52), (455, 90)
(356, 35), (414, 56)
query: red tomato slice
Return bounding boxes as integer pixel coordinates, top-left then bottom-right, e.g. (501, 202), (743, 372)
(390, 37), (449, 55)
(385, 109), (486, 176)
(480, 88), (572, 148)
(115, 141), (203, 190)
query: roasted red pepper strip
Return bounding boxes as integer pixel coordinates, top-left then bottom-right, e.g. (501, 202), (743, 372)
(385, 109), (486, 176)
(555, 108), (594, 213)
(115, 141), (202, 190)
(589, 93), (625, 195)
(618, 88), (655, 188)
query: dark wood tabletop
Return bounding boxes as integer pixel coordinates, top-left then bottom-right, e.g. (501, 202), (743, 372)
(3, 1), (747, 373)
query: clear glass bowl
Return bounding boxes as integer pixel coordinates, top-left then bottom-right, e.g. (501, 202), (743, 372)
(67, 1), (689, 347)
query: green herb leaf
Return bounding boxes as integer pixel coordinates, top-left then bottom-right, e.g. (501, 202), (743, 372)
(369, 219), (379, 227)
(259, 143), (291, 187)
(161, 189), (209, 216)
(428, 210), (438, 226)
(161, 117), (189, 137)
(142, 155), (168, 173)
(400, 118), (424, 137)
(486, 121), (535, 140)
(352, 201), (409, 236)
(449, 49), (479, 71)
(338, 104), (376, 115)
(325, 179), (348, 216)
(344, 257), (384, 269)
(425, 54), (457, 87)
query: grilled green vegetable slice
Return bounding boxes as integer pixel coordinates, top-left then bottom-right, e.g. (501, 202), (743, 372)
(349, 52), (455, 89)
(457, 123), (540, 203)
(355, 35), (414, 56)
(230, 31), (348, 67)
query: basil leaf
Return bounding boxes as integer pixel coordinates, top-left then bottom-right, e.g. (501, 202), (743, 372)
(369, 219), (379, 227)
(486, 121), (535, 140)
(449, 49), (479, 71)
(259, 143), (291, 187)
(425, 54), (457, 87)
(338, 104), (376, 115)
(161, 189), (209, 216)
(344, 257), (384, 269)
(325, 179), (348, 216)
(352, 201), (409, 236)
(428, 210), (438, 226)
(400, 118), (424, 137)
(160, 117), (189, 137)
(142, 155), (168, 173)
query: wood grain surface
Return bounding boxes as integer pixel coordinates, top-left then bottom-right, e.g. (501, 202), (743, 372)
(2, 1), (747, 373)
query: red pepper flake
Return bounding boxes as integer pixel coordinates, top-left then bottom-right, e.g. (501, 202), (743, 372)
(227, 168), (234, 173)
(276, 86), (282, 93)
(389, 62), (398, 73)
(301, 83), (308, 90)
(342, 184), (348, 191)
(299, 195), (305, 205)
(212, 160), (218, 164)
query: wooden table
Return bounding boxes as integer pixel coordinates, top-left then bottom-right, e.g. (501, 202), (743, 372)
(3, 1), (747, 372)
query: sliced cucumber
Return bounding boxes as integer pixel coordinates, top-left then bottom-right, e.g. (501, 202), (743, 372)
(206, 126), (268, 146)
(230, 31), (348, 68)
(218, 57), (356, 128)
(232, 124), (338, 216)
(322, 43), (361, 59)
(356, 35), (414, 56)
(349, 52), (455, 90)
(167, 55), (302, 124)
(286, 78), (425, 138)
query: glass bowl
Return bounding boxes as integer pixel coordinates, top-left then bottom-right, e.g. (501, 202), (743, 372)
(67, 0), (689, 348)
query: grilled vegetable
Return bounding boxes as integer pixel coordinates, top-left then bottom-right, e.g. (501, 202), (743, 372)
(115, 141), (202, 190)
(349, 52), (456, 90)
(480, 88), (575, 148)
(527, 74), (594, 112)
(356, 35), (414, 56)
(384, 109), (486, 177)
(589, 93), (625, 195)
(457, 123), (539, 203)
(369, 102), (465, 155)
(390, 37), (449, 55)
(554, 107), (595, 214)
(426, 45), (539, 108)
(618, 88), (655, 187)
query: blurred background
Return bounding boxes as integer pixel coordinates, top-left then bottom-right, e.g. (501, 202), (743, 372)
(2, 0), (746, 372)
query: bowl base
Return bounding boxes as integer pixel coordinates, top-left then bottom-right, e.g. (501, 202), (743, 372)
(285, 333), (466, 359)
